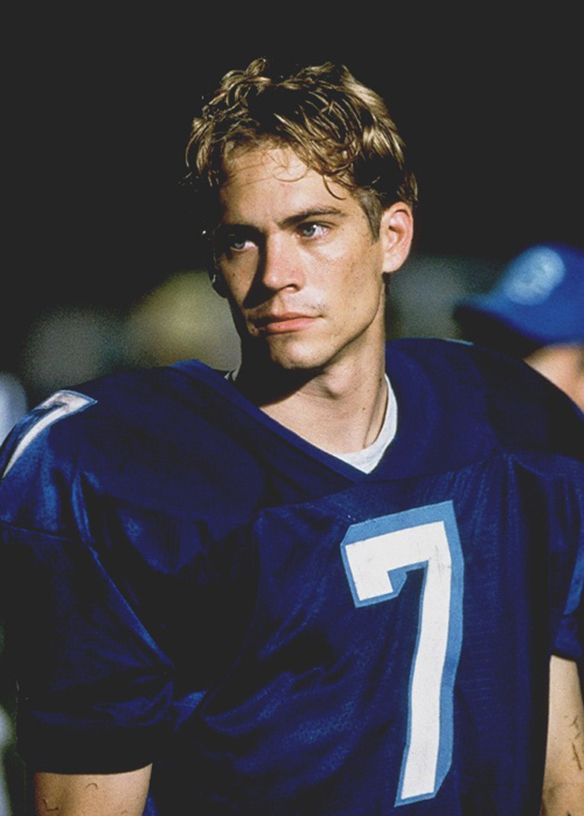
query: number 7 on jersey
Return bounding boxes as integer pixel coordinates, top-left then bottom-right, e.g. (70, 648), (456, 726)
(341, 501), (464, 807)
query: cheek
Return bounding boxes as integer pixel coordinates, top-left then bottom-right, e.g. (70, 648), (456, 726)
(340, 247), (385, 305)
(221, 265), (254, 305)
(325, 268), (384, 331)
(318, 235), (380, 284)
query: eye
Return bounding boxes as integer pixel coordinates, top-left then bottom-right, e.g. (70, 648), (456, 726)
(226, 233), (254, 252)
(214, 228), (257, 258)
(298, 222), (328, 239)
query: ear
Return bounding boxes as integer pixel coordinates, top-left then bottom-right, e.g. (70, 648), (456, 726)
(207, 268), (229, 298)
(379, 202), (414, 278)
(202, 228), (229, 298)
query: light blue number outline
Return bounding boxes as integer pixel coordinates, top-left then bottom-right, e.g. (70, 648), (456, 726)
(340, 500), (464, 806)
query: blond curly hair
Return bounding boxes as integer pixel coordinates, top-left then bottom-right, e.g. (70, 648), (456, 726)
(185, 58), (418, 234)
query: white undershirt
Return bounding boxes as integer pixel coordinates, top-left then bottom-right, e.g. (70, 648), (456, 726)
(225, 372), (398, 474)
(334, 375), (397, 473)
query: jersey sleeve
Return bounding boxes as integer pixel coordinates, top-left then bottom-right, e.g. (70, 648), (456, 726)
(553, 525), (583, 667)
(549, 456), (584, 670)
(0, 520), (175, 773)
(0, 390), (179, 774)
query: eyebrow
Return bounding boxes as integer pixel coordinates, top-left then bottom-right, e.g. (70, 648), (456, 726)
(278, 207), (347, 229)
(217, 207), (347, 233)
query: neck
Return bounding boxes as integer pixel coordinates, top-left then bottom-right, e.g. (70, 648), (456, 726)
(235, 344), (388, 455)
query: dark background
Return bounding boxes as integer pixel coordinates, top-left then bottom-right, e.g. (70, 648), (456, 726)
(5, 9), (583, 371)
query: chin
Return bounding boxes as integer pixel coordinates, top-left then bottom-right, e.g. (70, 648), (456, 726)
(261, 337), (330, 370)
(267, 351), (324, 372)
(242, 331), (348, 373)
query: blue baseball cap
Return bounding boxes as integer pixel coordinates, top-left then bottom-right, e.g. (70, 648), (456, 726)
(454, 243), (584, 347)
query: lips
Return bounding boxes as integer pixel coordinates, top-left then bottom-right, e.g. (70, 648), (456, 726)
(254, 312), (318, 335)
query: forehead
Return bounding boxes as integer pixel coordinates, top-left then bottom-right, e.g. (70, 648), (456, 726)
(218, 145), (357, 222)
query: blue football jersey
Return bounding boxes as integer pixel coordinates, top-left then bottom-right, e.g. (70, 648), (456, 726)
(0, 338), (582, 815)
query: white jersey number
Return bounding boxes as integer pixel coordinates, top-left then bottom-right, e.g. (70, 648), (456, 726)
(341, 501), (464, 806)
(2, 390), (95, 477)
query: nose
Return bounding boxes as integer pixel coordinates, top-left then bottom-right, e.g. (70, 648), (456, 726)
(259, 235), (305, 293)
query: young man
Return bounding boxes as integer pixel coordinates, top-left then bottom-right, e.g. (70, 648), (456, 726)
(0, 59), (583, 815)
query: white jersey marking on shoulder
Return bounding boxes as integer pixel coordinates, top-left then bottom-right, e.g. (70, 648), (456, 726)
(443, 337), (473, 346)
(2, 390), (96, 477)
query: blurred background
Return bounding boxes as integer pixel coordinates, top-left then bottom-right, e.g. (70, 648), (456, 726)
(4, 9), (583, 407)
(1, 7), (583, 813)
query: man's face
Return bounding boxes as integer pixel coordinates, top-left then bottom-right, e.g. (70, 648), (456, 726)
(213, 145), (408, 374)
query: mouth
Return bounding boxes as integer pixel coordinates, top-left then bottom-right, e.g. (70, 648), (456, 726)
(253, 312), (319, 335)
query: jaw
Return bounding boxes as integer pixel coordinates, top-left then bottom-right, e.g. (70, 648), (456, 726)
(239, 330), (329, 373)
(236, 310), (387, 404)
